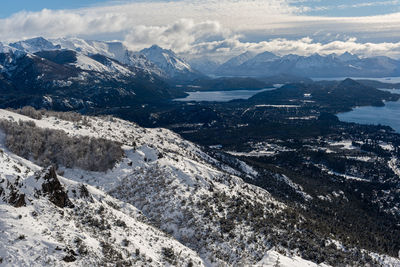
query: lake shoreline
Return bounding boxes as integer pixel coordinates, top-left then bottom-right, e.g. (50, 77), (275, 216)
(338, 89), (400, 133)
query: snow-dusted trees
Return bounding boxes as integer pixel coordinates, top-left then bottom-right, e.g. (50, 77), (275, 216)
(0, 120), (124, 172)
(10, 106), (83, 122)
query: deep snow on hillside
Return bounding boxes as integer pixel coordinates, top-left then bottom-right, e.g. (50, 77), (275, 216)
(0, 109), (283, 265)
(0, 109), (399, 266)
(0, 128), (204, 266)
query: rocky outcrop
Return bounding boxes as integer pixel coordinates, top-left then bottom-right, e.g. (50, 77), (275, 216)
(36, 166), (74, 208)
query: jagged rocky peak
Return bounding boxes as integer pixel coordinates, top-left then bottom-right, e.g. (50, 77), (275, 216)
(50, 38), (166, 77)
(337, 51), (359, 62)
(140, 44), (189, 69)
(9, 37), (61, 53)
(140, 44), (204, 80)
(144, 44), (171, 53)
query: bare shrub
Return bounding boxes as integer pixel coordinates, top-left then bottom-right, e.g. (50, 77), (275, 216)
(12, 106), (44, 120)
(10, 106), (83, 122)
(0, 120), (124, 172)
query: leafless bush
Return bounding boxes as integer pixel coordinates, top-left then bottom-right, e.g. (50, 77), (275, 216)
(11, 106), (44, 120)
(0, 120), (124, 172)
(10, 106), (83, 122)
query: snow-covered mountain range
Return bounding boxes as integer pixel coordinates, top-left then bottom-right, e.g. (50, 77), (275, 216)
(213, 51), (400, 78)
(51, 38), (165, 78)
(0, 108), (399, 266)
(4, 36), (400, 83)
(2, 37), (203, 82)
(47, 37), (202, 81)
(0, 39), (181, 110)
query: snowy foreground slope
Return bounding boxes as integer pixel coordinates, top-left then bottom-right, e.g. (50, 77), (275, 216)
(0, 109), (398, 266)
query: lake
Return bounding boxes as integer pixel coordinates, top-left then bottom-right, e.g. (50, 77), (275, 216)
(174, 88), (276, 102)
(338, 88), (400, 132)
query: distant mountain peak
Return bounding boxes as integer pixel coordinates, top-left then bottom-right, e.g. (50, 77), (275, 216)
(222, 51), (257, 66)
(338, 78), (360, 87)
(148, 44), (166, 50)
(253, 50), (278, 59)
(140, 44), (204, 81)
(337, 51), (359, 62)
(9, 37), (61, 53)
(142, 44), (177, 57)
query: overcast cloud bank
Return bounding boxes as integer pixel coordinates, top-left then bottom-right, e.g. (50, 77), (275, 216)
(2, 0), (400, 58)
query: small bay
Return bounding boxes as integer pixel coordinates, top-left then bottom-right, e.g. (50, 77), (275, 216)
(338, 88), (400, 132)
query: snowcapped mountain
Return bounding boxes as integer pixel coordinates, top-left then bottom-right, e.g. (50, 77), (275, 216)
(6, 37), (400, 80)
(242, 51), (279, 66)
(220, 51), (257, 68)
(215, 51), (400, 78)
(0, 46), (175, 110)
(213, 51), (257, 76)
(52, 38), (165, 77)
(185, 56), (224, 76)
(52, 38), (204, 81)
(216, 51), (278, 76)
(9, 37), (61, 53)
(1, 108), (399, 266)
(53, 38), (127, 59)
(336, 51), (359, 62)
(140, 45), (205, 81)
(9, 38), (201, 81)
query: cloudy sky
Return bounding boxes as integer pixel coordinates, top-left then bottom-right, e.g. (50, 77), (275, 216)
(2, 0), (400, 59)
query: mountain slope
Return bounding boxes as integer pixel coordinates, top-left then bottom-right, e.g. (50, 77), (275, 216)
(185, 56), (224, 76)
(0, 147), (204, 266)
(9, 37), (61, 53)
(6, 37), (204, 85)
(52, 38), (165, 77)
(0, 47), (177, 110)
(0, 108), (398, 266)
(140, 45), (205, 81)
(215, 51), (257, 75)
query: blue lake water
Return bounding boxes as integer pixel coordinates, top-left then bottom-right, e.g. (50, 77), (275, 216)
(174, 88), (276, 102)
(337, 88), (400, 132)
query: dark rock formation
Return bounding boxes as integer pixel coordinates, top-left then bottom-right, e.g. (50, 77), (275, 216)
(38, 166), (74, 208)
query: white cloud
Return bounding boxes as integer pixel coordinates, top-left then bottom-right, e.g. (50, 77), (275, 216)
(186, 35), (400, 60)
(0, 0), (298, 41)
(124, 19), (228, 52)
(2, 0), (400, 58)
